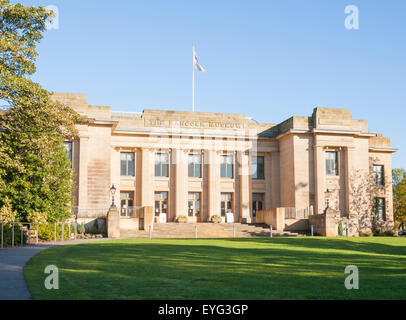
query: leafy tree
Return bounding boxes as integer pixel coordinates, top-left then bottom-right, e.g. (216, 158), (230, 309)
(393, 168), (406, 229)
(0, 0), (80, 222)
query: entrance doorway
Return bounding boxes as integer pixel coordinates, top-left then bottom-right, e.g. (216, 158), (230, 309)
(120, 191), (134, 217)
(154, 191), (168, 223)
(221, 193), (233, 219)
(188, 192), (201, 221)
(252, 193), (264, 218)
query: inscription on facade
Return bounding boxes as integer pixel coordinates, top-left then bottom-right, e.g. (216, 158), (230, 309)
(145, 119), (244, 129)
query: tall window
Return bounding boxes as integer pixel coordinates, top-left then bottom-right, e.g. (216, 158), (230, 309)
(120, 191), (134, 217)
(155, 153), (169, 177)
(188, 193), (201, 217)
(374, 197), (386, 221)
(120, 152), (135, 176)
(188, 154), (202, 178)
(251, 156), (264, 180)
(220, 155), (234, 179)
(373, 165), (384, 186)
(63, 142), (72, 166)
(326, 151), (338, 176)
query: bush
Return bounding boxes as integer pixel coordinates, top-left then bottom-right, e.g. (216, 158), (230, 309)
(79, 222), (85, 235)
(37, 223), (70, 241)
(0, 223), (27, 246)
(26, 211), (47, 224)
(338, 221), (343, 236)
(211, 215), (222, 223)
(359, 231), (373, 237)
(0, 197), (17, 223)
(176, 215), (188, 223)
(373, 229), (394, 237)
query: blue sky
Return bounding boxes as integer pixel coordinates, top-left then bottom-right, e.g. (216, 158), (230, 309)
(18, 0), (406, 168)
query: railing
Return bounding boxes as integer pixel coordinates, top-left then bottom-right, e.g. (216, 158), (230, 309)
(284, 206), (314, 219)
(0, 221), (78, 249)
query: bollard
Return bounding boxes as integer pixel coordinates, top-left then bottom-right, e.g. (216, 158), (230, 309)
(74, 223), (77, 240)
(62, 223), (64, 242)
(233, 223), (236, 238)
(12, 223), (14, 248)
(270, 225), (273, 238)
(311, 225), (314, 237)
(1, 223), (3, 249)
(195, 225), (198, 239)
(346, 227), (349, 237)
(149, 225), (152, 239)
(21, 225), (23, 247)
(36, 223), (39, 245)
(54, 223), (57, 243)
(68, 223), (71, 240)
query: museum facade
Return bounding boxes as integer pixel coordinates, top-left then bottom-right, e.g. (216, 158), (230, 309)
(54, 93), (396, 234)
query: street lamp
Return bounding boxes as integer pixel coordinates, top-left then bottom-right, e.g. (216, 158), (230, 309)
(110, 184), (117, 207)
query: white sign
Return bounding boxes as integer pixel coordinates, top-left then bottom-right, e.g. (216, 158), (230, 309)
(226, 212), (234, 223)
(159, 213), (167, 223)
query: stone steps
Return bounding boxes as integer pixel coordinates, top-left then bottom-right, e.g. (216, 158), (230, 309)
(120, 223), (302, 238)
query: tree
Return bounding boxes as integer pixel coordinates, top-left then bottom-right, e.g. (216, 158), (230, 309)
(393, 168), (406, 229)
(0, 0), (80, 222)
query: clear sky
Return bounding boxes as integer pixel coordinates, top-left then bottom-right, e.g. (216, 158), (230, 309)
(17, 0), (406, 169)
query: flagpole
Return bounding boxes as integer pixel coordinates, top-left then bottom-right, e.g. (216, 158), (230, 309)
(192, 44), (195, 112)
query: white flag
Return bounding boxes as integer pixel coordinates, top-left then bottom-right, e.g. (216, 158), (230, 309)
(193, 48), (205, 72)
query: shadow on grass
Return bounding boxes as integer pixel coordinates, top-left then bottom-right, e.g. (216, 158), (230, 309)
(24, 238), (406, 300)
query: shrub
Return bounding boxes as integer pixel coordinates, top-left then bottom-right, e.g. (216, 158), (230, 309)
(0, 197), (17, 223)
(338, 221), (343, 236)
(26, 211), (47, 224)
(37, 223), (70, 241)
(211, 215), (222, 223)
(176, 215), (188, 223)
(0, 223), (26, 246)
(79, 222), (85, 235)
(373, 229), (394, 237)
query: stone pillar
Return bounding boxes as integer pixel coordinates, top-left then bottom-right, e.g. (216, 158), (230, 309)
(270, 152), (280, 208)
(107, 205), (120, 238)
(313, 143), (326, 215)
(265, 152), (272, 210)
(207, 149), (220, 219)
(78, 135), (89, 216)
(140, 148), (154, 207)
(239, 151), (251, 223)
(174, 149), (188, 220)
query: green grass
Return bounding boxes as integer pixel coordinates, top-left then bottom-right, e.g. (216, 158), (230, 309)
(24, 237), (406, 300)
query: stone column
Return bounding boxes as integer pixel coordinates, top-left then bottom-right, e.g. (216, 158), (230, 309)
(270, 152), (280, 208)
(78, 135), (89, 216)
(174, 149), (188, 220)
(265, 152), (272, 210)
(140, 148), (154, 207)
(239, 151), (251, 223)
(207, 149), (220, 219)
(313, 142), (326, 215)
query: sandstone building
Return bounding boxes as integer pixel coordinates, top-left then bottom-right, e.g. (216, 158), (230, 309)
(54, 93), (396, 236)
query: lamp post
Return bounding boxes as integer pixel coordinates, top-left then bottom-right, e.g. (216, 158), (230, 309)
(110, 184), (117, 207)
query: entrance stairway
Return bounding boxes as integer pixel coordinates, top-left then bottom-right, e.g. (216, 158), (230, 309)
(120, 223), (302, 238)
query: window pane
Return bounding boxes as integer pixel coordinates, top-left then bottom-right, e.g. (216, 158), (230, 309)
(162, 164), (169, 177)
(188, 163), (194, 177)
(195, 164), (201, 178)
(227, 164), (233, 178)
(155, 163), (161, 177)
(326, 152), (338, 176)
(220, 164), (226, 178)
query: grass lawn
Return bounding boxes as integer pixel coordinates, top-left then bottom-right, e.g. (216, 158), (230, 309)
(24, 237), (406, 300)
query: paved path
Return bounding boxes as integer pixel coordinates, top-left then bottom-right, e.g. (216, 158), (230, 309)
(0, 238), (114, 300)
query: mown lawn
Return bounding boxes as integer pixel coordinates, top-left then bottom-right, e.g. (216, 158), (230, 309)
(24, 237), (406, 299)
